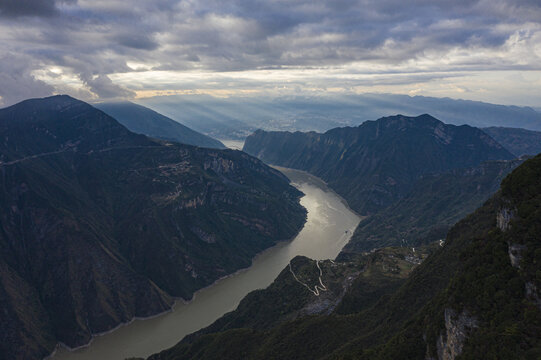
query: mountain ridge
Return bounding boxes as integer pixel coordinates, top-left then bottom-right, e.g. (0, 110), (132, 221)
(482, 126), (541, 157)
(138, 93), (541, 140)
(95, 101), (225, 149)
(244, 114), (514, 215)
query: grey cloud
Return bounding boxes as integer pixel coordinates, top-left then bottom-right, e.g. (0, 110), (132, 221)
(0, 0), (540, 104)
(82, 74), (135, 99)
(113, 33), (159, 50)
(0, 54), (54, 106)
(0, 0), (57, 17)
(0, 0), (74, 17)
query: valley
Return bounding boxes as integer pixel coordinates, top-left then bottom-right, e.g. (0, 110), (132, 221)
(51, 168), (361, 360)
(0, 96), (539, 360)
(0, 96), (307, 359)
(147, 154), (541, 360)
(3, 1), (541, 359)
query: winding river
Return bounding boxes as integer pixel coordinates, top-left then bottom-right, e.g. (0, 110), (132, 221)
(53, 166), (361, 360)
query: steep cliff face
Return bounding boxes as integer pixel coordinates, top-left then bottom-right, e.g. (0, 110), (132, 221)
(497, 206), (515, 231)
(398, 154), (541, 360)
(244, 114), (514, 215)
(0, 96), (306, 360)
(434, 309), (478, 360)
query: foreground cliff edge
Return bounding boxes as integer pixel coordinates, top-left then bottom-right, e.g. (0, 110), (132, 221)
(148, 154), (541, 360)
(0, 95), (307, 360)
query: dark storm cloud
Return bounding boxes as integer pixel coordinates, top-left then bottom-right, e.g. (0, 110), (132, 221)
(0, 0), (57, 17)
(0, 0), (540, 104)
(155, 0), (541, 69)
(0, 0), (74, 17)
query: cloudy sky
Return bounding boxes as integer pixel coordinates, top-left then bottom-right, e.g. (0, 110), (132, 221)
(1, 0), (540, 107)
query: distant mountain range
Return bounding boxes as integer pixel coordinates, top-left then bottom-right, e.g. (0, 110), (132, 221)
(147, 153), (541, 360)
(139, 93), (541, 139)
(0, 95), (306, 360)
(95, 101), (225, 149)
(244, 114), (514, 215)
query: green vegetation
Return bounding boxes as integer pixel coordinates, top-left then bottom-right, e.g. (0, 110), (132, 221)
(148, 154), (541, 360)
(149, 246), (436, 360)
(245, 115), (522, 253)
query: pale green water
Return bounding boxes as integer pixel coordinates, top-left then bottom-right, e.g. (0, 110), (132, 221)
(52, 168), (361, 360)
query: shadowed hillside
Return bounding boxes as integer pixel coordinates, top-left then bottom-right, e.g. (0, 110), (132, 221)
(95, 101), (225, 149)
(244, 114), (514, 215)
(0, 95), (306, 360)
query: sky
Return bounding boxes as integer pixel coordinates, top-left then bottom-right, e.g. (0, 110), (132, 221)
(0, 0), (540, 107)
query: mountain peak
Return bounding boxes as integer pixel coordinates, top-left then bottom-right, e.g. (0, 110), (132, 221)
(244, 115), (514, 214)
(370, 114), (443, 131)
(0, 95), (150, 162)
(2, 94), (104, 125)
(8, 94), (85, 111)
(0, 95), (307, 360)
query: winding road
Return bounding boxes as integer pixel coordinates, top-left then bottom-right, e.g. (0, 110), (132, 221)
(289, 260), (328, 296)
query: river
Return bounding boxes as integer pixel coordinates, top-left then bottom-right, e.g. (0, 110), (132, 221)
(219, 139), (245, 150)
(52, 167), (362, 360)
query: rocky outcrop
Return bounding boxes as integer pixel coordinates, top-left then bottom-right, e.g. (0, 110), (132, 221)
(508, 243), (527, 268)
(497, 206), (515, 231)
(497, 206), (527, 269)
(436, 308), (478, 360)
(526, 282), (541, 311)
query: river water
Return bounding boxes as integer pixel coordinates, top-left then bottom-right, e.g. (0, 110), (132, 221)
(53, 167), (361, 360)
(219, 139), (245, 150)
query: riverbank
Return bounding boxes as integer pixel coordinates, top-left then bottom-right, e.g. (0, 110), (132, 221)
(52, 169), (361, 360)
(48, 214), (305, 360)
